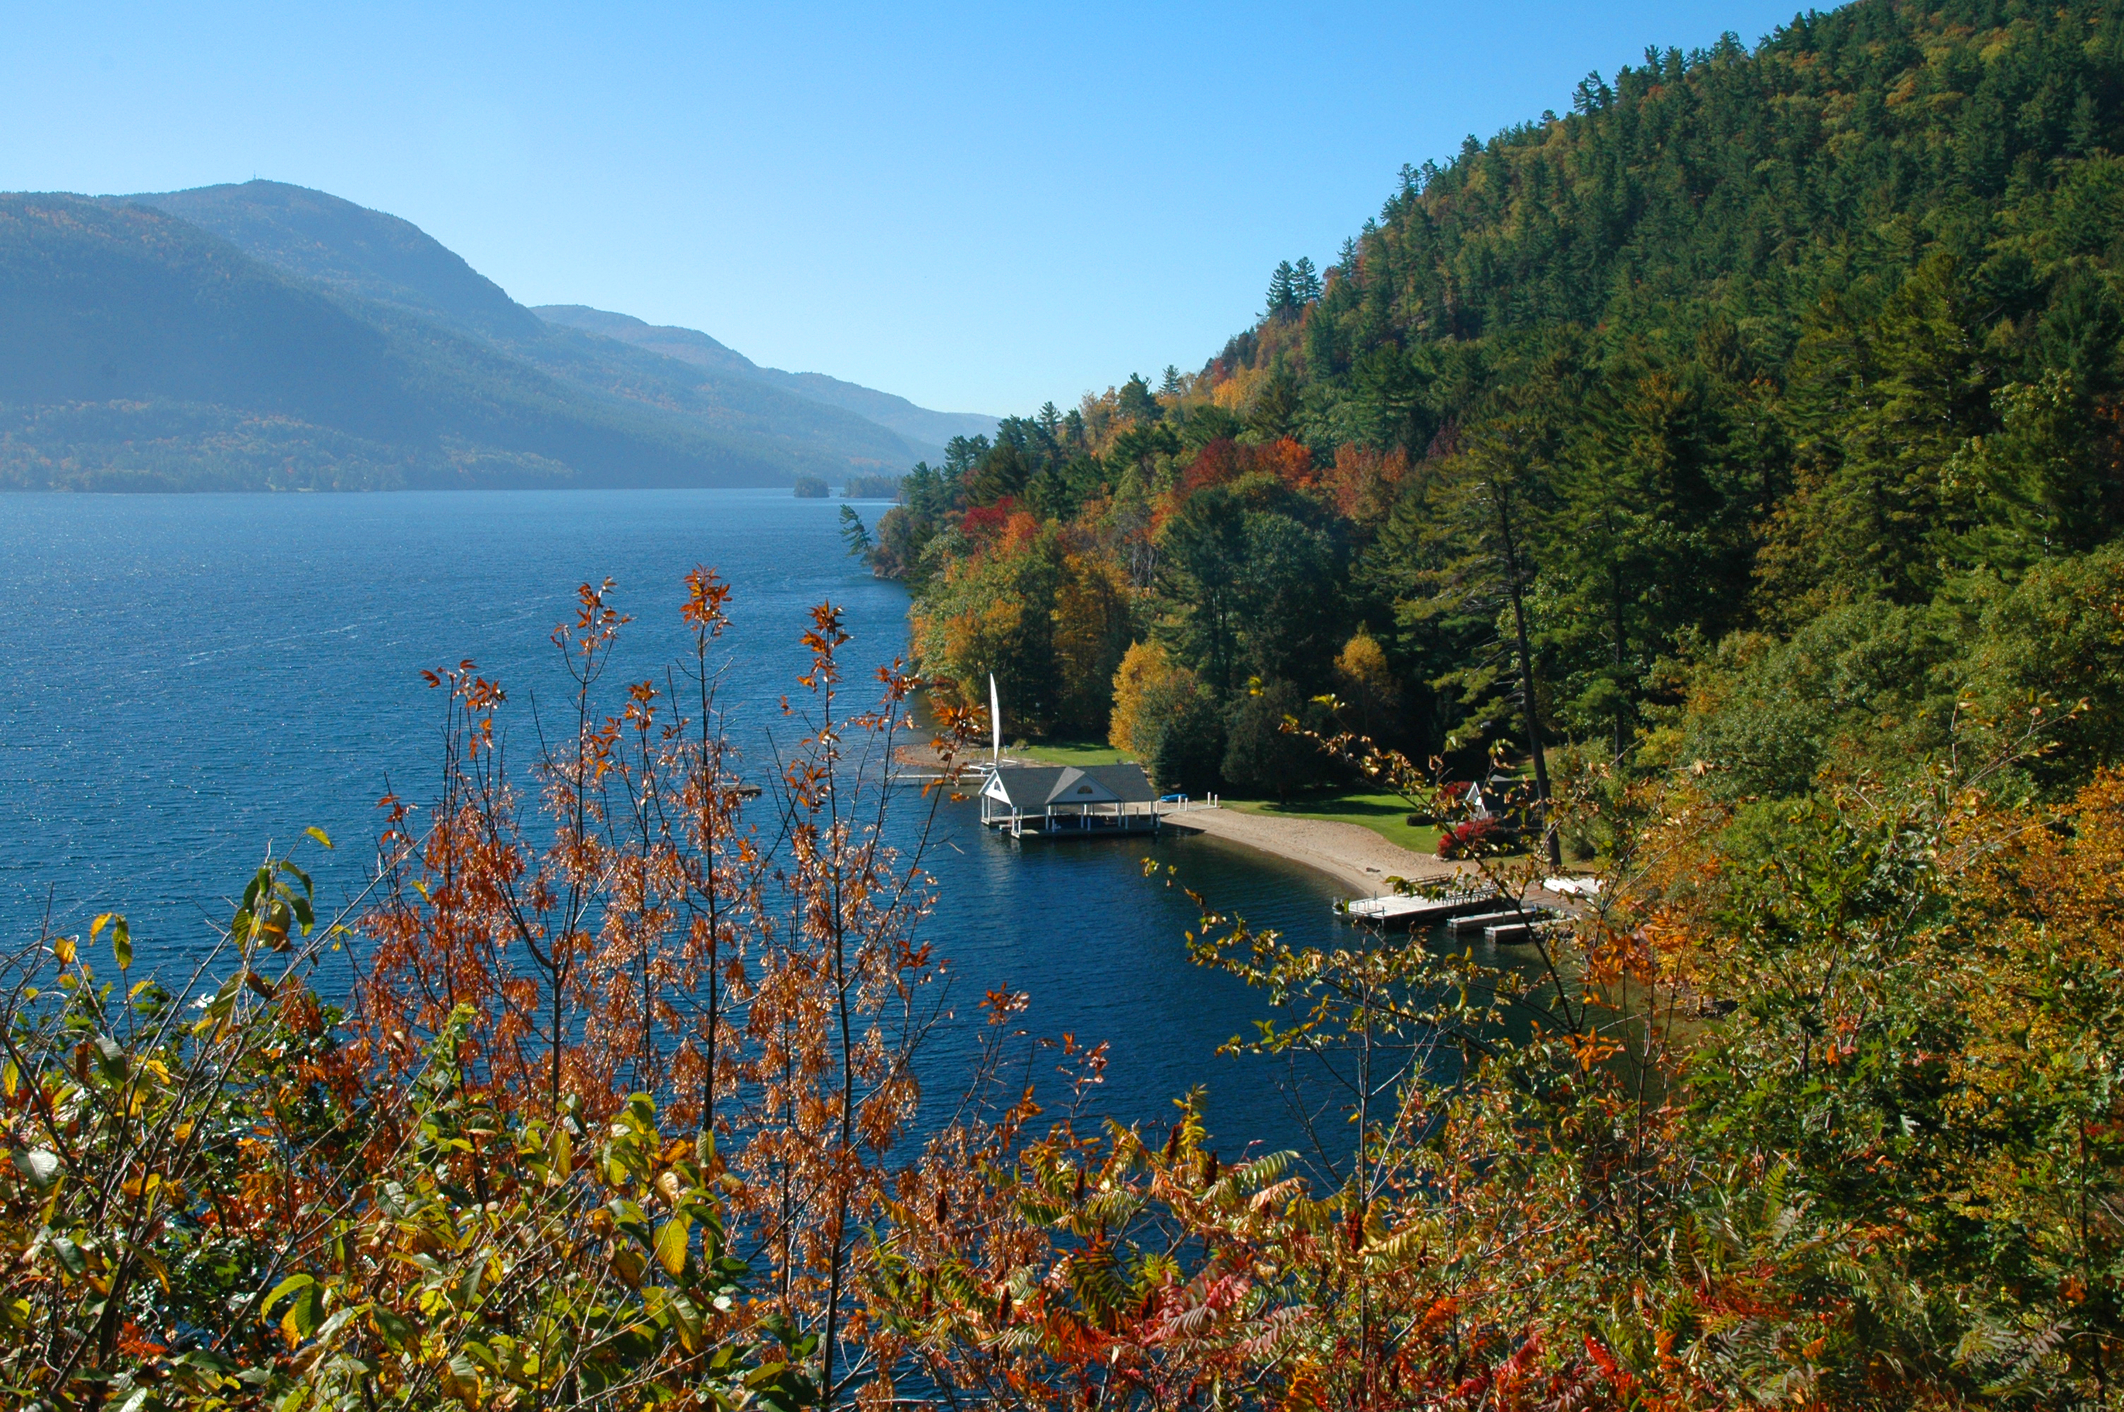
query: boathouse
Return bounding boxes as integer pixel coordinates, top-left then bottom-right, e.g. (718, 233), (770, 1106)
(979, 763), (1161, 837)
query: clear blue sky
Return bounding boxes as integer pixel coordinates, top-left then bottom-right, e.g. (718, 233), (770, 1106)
(3, 2), (1809, 415)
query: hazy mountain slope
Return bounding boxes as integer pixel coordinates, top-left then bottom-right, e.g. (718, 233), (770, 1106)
(535, 304), (998, 451)
(134, 180), (542, 341)
(0, 194), (795, 490)
(136, 182), (937, 473)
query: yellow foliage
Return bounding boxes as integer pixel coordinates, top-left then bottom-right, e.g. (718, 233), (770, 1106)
(1212, 362), (1267, 414)
(1053, 553), (1132, 734)
(1331, 630), (1398, 735)
(1108, 640), (1173, 756)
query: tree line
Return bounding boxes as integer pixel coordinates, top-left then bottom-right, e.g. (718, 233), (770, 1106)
(863, 0), (2124, 830)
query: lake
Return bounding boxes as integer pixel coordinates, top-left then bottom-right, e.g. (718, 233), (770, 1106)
(0, 489), (1358, 1163)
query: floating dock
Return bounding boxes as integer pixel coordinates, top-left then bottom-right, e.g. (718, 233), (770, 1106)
(1481, 918), (1563, 944)
(1341, 886), (1501, 928)
(1446, 907), (1549, 936)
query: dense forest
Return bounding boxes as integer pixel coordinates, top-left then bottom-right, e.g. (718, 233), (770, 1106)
(872, 0), (2124, 815)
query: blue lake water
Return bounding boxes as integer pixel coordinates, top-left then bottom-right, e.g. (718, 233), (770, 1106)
(0, 490), (1356, 1162)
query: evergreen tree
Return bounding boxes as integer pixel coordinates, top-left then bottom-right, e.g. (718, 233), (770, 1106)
(1118, 373), (1162, 424)
(837, 504), (871, 558)
(1409, 407), (1564, 864)
(1265, 260), (1298, 319)
(1290, 256), (1322, 303)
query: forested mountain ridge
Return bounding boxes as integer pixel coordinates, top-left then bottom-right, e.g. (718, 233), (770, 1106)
(132, 180), (542, 341)
(881, 0), (2124, 810)
(0, 194), (792, 490)
(139, 183), (963, 467)
(535, 304), (999, 453)
(1, 181), (967, 489)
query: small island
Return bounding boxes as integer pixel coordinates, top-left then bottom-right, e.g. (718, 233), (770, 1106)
(792, 474), (829, 497)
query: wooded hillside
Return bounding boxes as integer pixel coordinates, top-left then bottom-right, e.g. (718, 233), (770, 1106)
(880, 0), (2124, 812)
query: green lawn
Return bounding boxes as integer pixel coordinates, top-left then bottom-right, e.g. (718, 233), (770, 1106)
(1012, 740), (1131, 767)
(1227, 789), (1444, 855)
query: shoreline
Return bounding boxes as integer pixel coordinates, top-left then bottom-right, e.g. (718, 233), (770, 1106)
(891, 742), (1491, 901)
(893, 742), (1471, 899)
(1161, 806), (1467, 897)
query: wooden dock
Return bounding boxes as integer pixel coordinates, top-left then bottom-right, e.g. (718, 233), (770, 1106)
(1341, 886), (1501, 928)
(1445, 906), (1556, 937)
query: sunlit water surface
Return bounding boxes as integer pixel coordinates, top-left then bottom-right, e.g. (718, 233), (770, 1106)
(1, 490), (1372, 1161)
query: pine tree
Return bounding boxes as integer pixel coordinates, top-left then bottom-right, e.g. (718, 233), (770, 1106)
(1291, 256), (1322, 304)
(1118, 373), (1161, 424)
(1266, 260), (1297, 319)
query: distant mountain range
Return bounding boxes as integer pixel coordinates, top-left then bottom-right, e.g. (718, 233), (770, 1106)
(0, 180), (994, 491)
(532, 306), (997, 452)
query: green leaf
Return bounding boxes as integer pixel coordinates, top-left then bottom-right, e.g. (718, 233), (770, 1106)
(305, 826), (334, 850)
(50, 1237), (86, 1276)
(14, 1148), (60, 1191)
(262, 1273), (316, 1318)
(654, 1216), (692, 1279)
(369, 1306), (416, 1350)
(281, 1285), (322, 1342)
(91, 1035), (127, 1083)
(548, 1124), (573, 1184)
(111, 918), (130, 971)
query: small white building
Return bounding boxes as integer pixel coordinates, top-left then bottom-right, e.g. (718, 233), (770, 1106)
(979, 763), (1162, 837)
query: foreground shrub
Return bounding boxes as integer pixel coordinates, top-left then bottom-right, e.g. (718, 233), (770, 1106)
(5, 583), (2119, 1410)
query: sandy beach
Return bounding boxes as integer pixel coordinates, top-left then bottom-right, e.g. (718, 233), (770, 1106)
(895, 742), (1504, 902)
(1162, 806), (1468, 896)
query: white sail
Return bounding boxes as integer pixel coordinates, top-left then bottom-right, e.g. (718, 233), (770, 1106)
(989, 673), (1001, 762)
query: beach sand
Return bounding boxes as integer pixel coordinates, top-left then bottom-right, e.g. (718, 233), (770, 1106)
(1163, 806), (1468, 896)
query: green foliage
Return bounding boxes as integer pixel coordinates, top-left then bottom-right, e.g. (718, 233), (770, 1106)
(0, 849), (783, 1409)
(1219, 680), (1330, 800)
(1149, 688), (1225, 797)
(894, 0), (2124, 812)
(840, 472), (904, 500)
(838, 504), (873, 558)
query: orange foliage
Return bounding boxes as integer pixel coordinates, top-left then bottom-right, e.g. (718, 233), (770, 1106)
(1323, 443), (1409, 522)
(1179, 437), (1316, 498)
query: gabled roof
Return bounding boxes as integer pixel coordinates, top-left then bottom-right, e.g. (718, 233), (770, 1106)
(1074, 763), (1158, 804)
(983, 766), (1066, 809)
(983, 762), (1158, 808)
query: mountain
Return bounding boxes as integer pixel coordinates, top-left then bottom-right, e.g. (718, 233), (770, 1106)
(0, 193), (817, 490)
(533, 305), (997, 452)
(137, 180), (541, 342)
(0, 179), (974, 490)
(117, 181), (946, 475)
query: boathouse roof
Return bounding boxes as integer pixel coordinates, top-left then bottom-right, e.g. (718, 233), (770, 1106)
(982, 763), (1157, 809)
